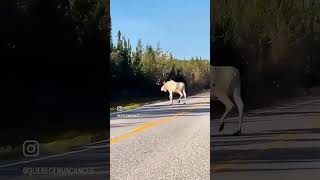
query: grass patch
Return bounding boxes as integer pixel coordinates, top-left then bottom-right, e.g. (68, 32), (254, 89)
(110, 96), (168, 112)
(0, 130), (106, 160)
(110, 103), (140, 112)
(41, 134), (92, 154)
(0, 146), (22, 160)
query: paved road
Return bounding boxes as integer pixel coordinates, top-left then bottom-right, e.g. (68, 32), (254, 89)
(0, 140), (109, 180)
(110, 92), (210, 180)
(211, 95), (320, 180)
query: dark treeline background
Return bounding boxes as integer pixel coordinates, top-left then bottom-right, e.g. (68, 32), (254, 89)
(212, 0), (320, 109)
(110, 29), (210, 102)
(0, 0), (107, 146)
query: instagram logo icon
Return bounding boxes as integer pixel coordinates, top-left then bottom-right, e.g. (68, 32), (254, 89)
(23, 140), (39, 157)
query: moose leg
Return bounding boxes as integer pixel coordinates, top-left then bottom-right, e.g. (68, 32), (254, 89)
(183, 89), (187, 104)
(233, 86), (243, 136)
(177, 91), (183, 104)
(216, 92), (233, 132)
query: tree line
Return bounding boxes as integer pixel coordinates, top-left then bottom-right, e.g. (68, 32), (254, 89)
(110, 30), (210, 101)
(1, 0), (107, 146)
(212, 0), (320, 108)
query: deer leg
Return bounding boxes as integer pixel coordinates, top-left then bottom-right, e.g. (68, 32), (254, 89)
(216, 92), (234, 132)
(233, 85), (244, 136)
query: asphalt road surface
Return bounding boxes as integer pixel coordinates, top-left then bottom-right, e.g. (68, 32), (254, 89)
(4, 91), (318, 180)
(110, 92), (210, 180)
(0, 140), (109, 180)
(212, 94), (320, 180)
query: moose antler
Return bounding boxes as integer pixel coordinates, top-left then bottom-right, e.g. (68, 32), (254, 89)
(156, 78), (162, 85)
(156, 70), (169, 85)
(156, 78), (166, 85)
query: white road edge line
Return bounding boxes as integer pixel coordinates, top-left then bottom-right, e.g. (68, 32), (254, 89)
(0, 140), (108, 169)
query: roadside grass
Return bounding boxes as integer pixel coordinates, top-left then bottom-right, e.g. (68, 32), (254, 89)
(110, 96), (168, 112)
(40, 134), (93, 154)
(0, 130), (106, 160)
(110, 103), (140, 113)
(0, 146), (22, 160)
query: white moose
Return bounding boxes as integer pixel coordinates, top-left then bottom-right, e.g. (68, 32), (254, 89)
(211, 66), (244, 136)
(157, 79), (187, 105)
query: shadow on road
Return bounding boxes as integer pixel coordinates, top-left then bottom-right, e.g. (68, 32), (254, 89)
(145, 101), (210, 108)
(212, 147), (320, 172)
(111, 101), (210, 120)
(213, 167), (320, 173)
(212, 128), (320, 138)
(211, 127), (320, 173)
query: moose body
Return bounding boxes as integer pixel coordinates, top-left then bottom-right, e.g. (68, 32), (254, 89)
(160, 80), (187, 105)
(211, 66), (244, 136)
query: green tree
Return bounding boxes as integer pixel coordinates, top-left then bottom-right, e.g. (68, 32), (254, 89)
(117, 30), (123, 50)
(132, 39), (143, 76)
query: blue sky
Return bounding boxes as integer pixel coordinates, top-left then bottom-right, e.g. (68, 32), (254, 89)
(110, 0), (209, 60)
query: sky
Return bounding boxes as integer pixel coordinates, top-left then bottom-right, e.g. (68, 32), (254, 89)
(110, 0), (210, 60)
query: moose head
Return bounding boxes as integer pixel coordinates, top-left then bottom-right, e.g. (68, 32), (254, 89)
(156, 78), (166, 86)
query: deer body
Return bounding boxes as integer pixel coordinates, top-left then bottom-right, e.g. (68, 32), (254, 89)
(161, 80), (187, 105)
(211, 66), (244, 136)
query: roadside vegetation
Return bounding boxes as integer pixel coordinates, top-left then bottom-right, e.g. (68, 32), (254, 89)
(0, 130), (106, 160)
(110, 97), (163, 112)
(212, 0), (320, 109)
(110, 28), (210, 106)
(1, 0), (107, 157)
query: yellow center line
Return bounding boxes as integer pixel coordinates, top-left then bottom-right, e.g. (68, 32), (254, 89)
(110, 103), (203, 145)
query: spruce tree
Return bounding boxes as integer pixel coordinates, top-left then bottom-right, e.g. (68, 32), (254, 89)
(117, 30), (123, 50)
